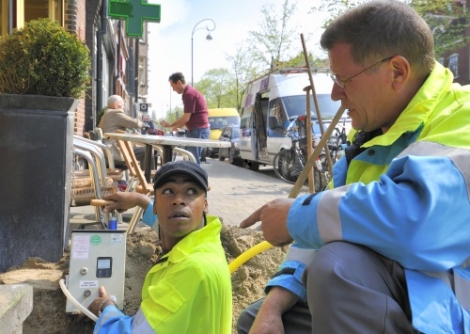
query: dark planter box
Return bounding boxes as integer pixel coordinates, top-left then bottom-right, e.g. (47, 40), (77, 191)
(0, 94), (78, 272)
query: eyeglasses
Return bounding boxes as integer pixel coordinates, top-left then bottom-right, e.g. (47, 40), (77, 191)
(330, 55), (395, 88)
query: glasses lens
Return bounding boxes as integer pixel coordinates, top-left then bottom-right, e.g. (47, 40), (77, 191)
(330, 75), (344, 88)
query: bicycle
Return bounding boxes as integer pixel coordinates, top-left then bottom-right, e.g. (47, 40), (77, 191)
(272, 116), (324, 192)
(320, 120), (349, 184)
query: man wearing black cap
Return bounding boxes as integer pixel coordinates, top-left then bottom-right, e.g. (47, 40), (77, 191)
(89, 161), (232, 333)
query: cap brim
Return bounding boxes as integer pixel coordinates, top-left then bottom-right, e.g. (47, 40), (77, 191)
(154, 169), (208, 191)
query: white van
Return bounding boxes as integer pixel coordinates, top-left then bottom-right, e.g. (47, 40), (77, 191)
(239, 68), (347, 170)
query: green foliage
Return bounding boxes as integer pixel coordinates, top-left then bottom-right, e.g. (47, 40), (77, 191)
(248, 0), (300, 69)
(310, 0), (470, 59)
(194, 0), (328, 110)
(0, 18), (91, 99)
(196, 68), (236, 109)
(227, 43), (260, 112)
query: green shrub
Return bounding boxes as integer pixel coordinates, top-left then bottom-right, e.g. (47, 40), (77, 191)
(0, 18), (91, 99)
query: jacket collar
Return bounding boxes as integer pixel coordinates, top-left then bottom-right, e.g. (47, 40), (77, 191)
(148, 215), (222, 272)
(363, 62), (453, 148)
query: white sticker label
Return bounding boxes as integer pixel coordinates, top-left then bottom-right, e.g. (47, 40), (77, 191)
(72, 235), (90, 259)
(79, 280), (98, 288)
(111, 234), (124, 244)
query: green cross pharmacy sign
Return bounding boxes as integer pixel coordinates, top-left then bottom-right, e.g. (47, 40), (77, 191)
(108, 0), (161, 38)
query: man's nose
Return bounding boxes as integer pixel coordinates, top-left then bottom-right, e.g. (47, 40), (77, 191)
(172, 193), (185, 205)
(331, 83), (345, 102)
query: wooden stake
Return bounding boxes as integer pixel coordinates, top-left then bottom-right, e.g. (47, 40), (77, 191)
(300, 33), (334, 177)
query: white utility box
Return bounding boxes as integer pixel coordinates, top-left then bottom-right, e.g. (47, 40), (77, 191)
(66, 230), (127, 313)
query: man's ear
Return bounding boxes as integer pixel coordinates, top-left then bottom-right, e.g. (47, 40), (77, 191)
(203, 198), (208, 213)
(153, 199), (157, 214)
(391, 56), (411, 90)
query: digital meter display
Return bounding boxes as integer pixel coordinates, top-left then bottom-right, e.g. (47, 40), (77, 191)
(96, 257), (112, 278)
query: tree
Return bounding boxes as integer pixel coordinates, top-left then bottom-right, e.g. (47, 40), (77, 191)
(247, 0), (304, 70)
(226, 43), (260, 112)
(194, 0), (321, 113)
(196, 68), (236, 108)
(412, 0), (470, 58)
(310, 0), (470, 59)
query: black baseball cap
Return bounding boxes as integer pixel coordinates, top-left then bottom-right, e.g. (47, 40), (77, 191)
(153, 160), (209, 192)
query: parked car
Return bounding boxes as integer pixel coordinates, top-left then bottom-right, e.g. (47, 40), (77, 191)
(218, 125), (242, 165)
(205, 108), (240, 158)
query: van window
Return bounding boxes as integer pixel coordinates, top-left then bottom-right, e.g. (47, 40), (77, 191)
(240, 114), (251, 136)
(282, 95), (341, 119)
(268, 98), (288, 137)
(209, 116), (240, 129)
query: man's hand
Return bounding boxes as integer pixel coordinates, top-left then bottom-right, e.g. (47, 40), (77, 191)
(102, 192), (151, 213)
(240, 198), (294, 247)
(88, 286), (110, 317)
(249, 287), (300, 334)
(159, 120), (171, 128)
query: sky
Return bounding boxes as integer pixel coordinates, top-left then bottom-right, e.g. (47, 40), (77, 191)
(145, 0), (328, 120)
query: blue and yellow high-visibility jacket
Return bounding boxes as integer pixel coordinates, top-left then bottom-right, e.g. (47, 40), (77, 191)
(94, 215), (232, 334)
(268, 62), (470, 333)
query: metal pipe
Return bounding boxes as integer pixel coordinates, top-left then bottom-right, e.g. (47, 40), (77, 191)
(96, 0), (108, 128)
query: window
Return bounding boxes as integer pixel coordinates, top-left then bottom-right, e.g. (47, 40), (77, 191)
(0, 0), (10, 36)
(282, 94), (342, 119)
(1, 0), (63, 36)
(25, 0), (62, 23)
(448, 53), (459, 78)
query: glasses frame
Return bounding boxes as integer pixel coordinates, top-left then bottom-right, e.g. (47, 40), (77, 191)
(330, 55), (395, 88)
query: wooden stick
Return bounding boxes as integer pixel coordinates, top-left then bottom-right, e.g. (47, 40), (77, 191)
(303, 85), (314, 193)
(300, 33), (334, 177)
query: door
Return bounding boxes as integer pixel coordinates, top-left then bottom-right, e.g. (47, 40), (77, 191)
(239, 112), (252, 160)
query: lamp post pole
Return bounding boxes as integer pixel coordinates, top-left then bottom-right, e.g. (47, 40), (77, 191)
(191, 18), (216, 86)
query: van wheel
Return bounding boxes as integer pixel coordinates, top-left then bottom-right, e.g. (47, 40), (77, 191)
(219, 154), (225, 161)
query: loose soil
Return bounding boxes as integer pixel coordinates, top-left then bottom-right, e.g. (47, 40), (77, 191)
(1, 225), (287, 334)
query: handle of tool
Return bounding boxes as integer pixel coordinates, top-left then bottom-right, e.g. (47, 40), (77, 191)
(90, 199), (114, 206)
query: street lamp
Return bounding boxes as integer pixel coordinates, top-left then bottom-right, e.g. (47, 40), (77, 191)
(191, 18), (216, 86)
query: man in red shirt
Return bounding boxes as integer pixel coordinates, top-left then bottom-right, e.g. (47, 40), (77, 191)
(160, 72), (210, 165)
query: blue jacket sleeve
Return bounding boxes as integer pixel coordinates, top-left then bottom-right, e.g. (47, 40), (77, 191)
(287, 152), (470, 272)
(265, 244), (317, 302)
